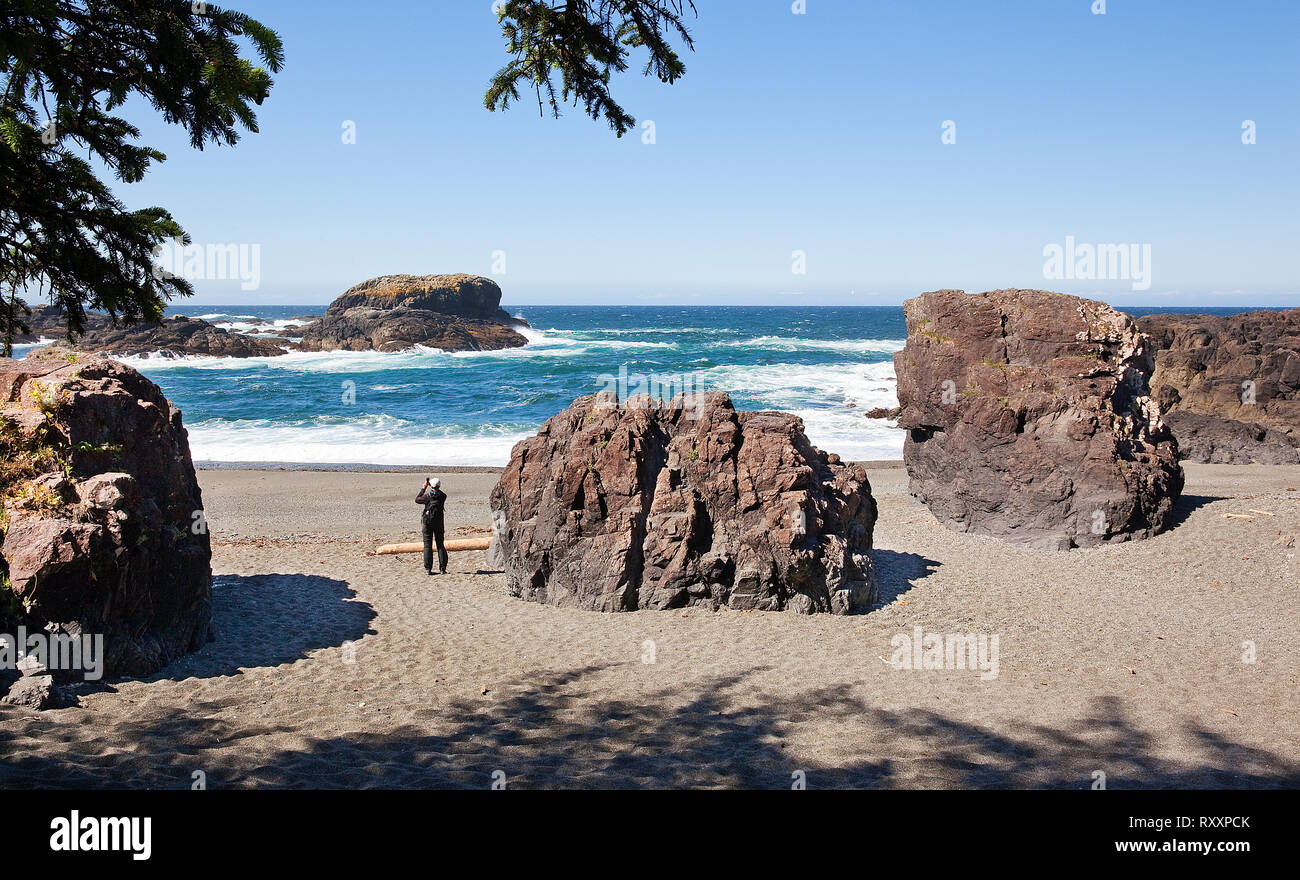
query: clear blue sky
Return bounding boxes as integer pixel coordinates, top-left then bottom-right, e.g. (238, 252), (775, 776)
(118, 0), (1299, 306)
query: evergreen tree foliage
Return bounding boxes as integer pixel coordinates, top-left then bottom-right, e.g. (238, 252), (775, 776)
(485, 0), (696, 136)
(0, 1), (283, 345)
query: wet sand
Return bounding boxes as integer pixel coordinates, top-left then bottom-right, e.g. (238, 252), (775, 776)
(2, 463), (1297, 789)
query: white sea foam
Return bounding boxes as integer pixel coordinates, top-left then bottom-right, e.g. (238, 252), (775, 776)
(794, 408), (905, 461)
(553, 326), (733, 336)
(109, 324), (681, 370)
(8, 338), (59, 359)
(212, 317), (313, 334)
(115, 347), (443, 373)
(720, 335), (905, 353)
(194, 313), (259, 321)
(117, 340), (560, 371)
(513, 326), (677, 349)
(187, 415), (530, 466)
(443, 325), (679, 359)
(186, 409), (901, 466)
(697, 361), (902, 460)
(699, 361), (897, 408)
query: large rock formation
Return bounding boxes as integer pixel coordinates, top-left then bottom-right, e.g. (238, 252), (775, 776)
(298, 274), (527, 352)
(22, 306), (289, 358)
(488, 391), (877, 614)
(1136, 309), (1300, 464)
(894, 289), (1183, 550)
(0, 351), (213, 692)
(17, 275), (530, 358)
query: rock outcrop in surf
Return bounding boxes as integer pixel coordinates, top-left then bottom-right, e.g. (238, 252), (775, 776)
(1136, 309), (1300, 464)
(893, 289), (1183, 550)
(488, 391), (878, 614)
(20, 306), (287, 358)
(16, 274), (529, 358)
(297, 274), (527, 353)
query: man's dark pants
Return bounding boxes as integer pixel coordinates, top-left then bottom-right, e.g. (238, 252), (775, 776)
(423, 524), (447, 573)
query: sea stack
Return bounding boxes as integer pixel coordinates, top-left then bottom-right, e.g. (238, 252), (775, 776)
(1137, 308), (1300, 464)
(893, 289), (1183, 550)
(488, 391), (878, 614)
(297, 273), (528, 352)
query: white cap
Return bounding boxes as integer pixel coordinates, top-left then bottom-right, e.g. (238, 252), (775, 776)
(429, 477), (441, 489)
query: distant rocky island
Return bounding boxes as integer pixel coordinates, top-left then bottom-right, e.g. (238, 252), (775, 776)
(297, 274), (528, 352)
(18, 273), (528, 358)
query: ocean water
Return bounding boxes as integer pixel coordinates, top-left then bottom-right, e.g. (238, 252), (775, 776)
(106, 305), (907, 466)
(10, 304), (1275, 468)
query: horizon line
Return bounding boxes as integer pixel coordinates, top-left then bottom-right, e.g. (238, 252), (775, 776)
(168, 301), (1298, 310)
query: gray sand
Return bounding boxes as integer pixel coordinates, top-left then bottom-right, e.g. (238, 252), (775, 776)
(2, 463), (1297, 789)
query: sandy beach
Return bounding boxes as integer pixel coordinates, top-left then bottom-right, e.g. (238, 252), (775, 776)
(2, 462), (1297, 789)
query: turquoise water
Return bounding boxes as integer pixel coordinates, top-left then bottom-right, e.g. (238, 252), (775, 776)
(12, 304), (1274, 467)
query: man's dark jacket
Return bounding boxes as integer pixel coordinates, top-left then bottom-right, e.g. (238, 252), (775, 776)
(416, 487), (446, 531)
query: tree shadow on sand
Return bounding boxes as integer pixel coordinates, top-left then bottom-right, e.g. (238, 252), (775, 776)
(4, 665), (1295, 789)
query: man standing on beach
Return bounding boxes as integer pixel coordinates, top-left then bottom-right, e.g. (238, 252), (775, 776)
(416, 477), (448, 575)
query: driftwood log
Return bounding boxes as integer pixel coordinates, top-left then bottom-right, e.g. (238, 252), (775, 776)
(375, 537), (492, 555)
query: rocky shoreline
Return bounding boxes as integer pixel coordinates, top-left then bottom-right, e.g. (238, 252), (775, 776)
(2, 287), (1298, 711)
(18, 273), (528, 358)
(1137, 309), (1299, 464)
(21, 307), (291, 358)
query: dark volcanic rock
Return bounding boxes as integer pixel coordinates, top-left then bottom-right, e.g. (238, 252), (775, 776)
(26, 306), (288, 358)
(299, 306), (525, 352)
(1158, 411), (1299, 465)
(2, 673), (74, 710)
(326, 273), (510, 319)
(0, 352), (213, 683)
(893, 289), (1183, 550)
(298, 274), (527, 352)
(488, 391), (878, 614)
(1136, 309), (1300, 463)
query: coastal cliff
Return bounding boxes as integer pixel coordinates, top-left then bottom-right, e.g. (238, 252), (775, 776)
(1137, 309), (1300, 464)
